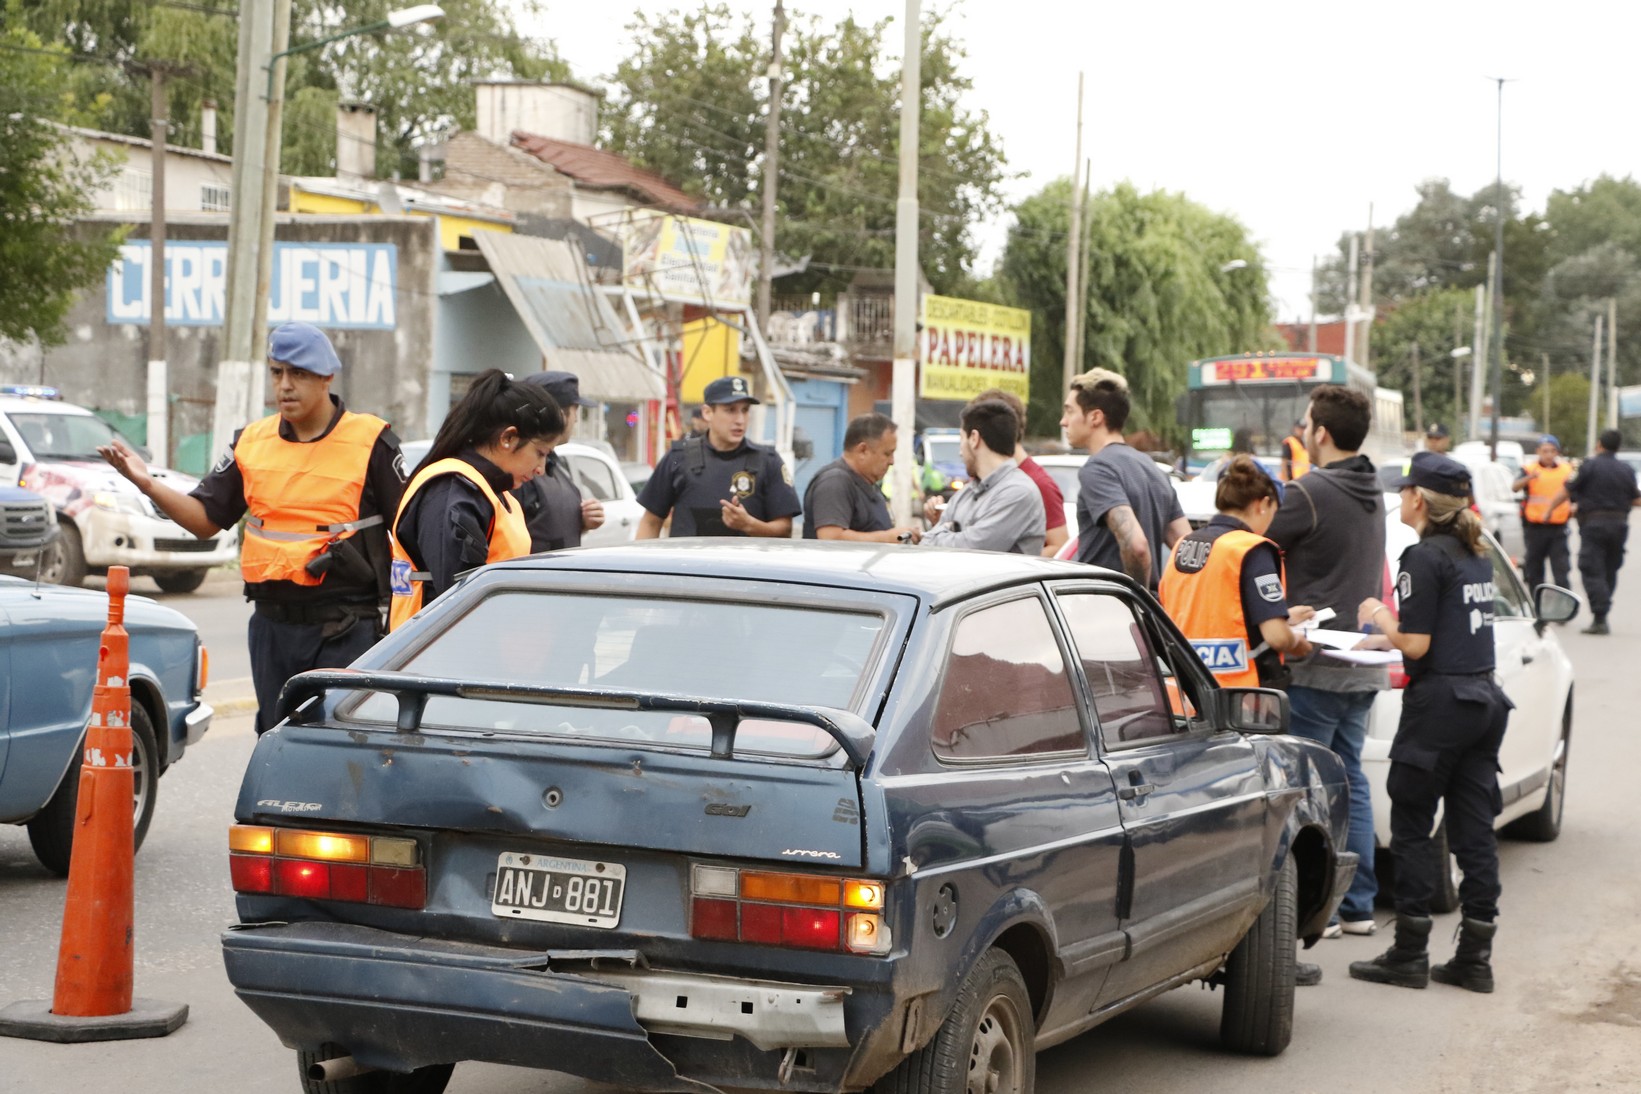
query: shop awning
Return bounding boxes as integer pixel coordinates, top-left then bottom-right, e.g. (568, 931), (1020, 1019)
(472, 232), (664, 403)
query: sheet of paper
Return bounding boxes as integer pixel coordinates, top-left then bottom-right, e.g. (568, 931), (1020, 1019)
(1297, 607), (1337, 630)
(1305, 627), (1374, 650)
(1321, 647), (1403, 666)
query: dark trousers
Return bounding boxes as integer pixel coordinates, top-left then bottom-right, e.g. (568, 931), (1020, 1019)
(247, 609), (379, 734)
(1576, 517), (1629, 619)
(1521, 521), (1571, 591)
(1387, 674), (1510, 921)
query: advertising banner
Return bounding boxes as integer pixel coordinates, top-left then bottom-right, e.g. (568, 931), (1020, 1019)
(918, 295), (1032, 402)
(106, 241), (398, 329)
(622, 213), (754, 309)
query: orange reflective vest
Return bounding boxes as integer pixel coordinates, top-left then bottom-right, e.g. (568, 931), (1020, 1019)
(1522, 462), (1572, 525)
(388, 457), (531, 631)
(235, 411), (388, 586)
(1159, 527), (1278, 689)
(1281, 435), (1310, 480)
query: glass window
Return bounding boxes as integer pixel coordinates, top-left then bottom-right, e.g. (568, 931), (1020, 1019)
(567, 452), (620, 501)
(930, 597), (1083, 762)
(11, 412), (117, 461)
(1056, 593), (1177, 743)
(1488, 542), (1531, 618)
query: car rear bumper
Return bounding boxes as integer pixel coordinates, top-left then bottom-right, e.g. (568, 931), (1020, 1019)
(221, 921), (849, 1090)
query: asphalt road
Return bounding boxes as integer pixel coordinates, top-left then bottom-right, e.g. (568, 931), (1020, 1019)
(4, 558), (1640, 1093)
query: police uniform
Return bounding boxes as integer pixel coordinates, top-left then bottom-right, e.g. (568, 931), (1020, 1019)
(513, 371), (599, 553)
(188, 324), (407, 734)
(637, 376), (801, 537)
(1566, 445), (1640, 629)
(1159, 514), (1292, 688)
(1519, 437), (1573, 591)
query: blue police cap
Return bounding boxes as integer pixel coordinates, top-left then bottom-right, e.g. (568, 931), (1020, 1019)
(267, 322), (342, 377)
(1390, 450), (1472, 497)
(1538, 434), (1560, 450)
(703, 375), (759, 405)
(523, 370), (597, 408)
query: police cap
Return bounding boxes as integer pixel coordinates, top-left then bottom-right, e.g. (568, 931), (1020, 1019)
(523, 370), (598, 409)
(1391, 450), (1472, 497)
(703, 375), (759, 405)
(267, 322), (342, 377)
(1425, 421), (1450, 439)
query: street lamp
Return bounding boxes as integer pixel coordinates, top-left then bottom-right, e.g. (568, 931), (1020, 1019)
(267, 5), (445, 97)
(1219, 259), (1248, 273)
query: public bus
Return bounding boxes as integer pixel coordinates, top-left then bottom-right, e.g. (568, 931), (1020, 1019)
(1178, 352), (1406, 471)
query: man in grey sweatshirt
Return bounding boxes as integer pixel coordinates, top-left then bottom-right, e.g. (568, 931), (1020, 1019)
(1267, 385), (1388, 969)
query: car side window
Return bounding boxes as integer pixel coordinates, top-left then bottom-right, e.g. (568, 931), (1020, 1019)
(1055, 592), (1179, 744)
(1488, 541), (1531, 618)
(930, 595), (1084, 762)
(568, 453), (620, 501)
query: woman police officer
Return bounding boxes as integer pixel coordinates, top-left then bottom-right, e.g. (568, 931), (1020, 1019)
(1159, 455), (1315, 690)
(1349, 450), (1512, 992)
(388, 369), (565, 631)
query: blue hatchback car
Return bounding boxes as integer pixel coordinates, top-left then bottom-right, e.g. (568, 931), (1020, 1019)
(222, 542), (1354, 1094)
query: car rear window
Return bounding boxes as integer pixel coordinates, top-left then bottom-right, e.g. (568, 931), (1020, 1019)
(346, 591), (887, 757)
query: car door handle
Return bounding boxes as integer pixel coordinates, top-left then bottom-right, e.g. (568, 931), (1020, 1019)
(1118, 783), (1155, 801)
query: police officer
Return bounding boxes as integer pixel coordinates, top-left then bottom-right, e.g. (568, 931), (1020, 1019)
(1513, 434), (1573, 592)
(1547, 429), (1641, 635)
(512, 371), (605, 552)
(1423, 421), (1452, 454)
(1280, 420), (1310, 481)
(1349, 451), (1512, 993)
(636, 375), (801, 538)
(99, 322), (406, 734)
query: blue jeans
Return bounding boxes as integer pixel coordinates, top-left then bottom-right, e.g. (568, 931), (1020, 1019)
(1287, 685), (1378, 921)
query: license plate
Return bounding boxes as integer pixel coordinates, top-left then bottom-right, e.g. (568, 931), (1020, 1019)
(491, 851), (626, 928)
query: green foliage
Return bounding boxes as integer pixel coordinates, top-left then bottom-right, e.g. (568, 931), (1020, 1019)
(601, 5), (1009, 296)
(1544, 371), (1590, 455)
(999, 180), (1277, 439)
(1368, 288), (1475, 436)
(0, 21), (123, 344)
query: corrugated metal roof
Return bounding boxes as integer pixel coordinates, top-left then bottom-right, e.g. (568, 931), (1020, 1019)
(510, 133), (700, 212)
(472, 232), (663, 403)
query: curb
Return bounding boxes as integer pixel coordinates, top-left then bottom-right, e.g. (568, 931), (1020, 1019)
(205, 675), (258, 717)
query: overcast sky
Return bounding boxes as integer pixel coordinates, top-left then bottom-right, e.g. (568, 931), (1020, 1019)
(513, 0), (1641, 324)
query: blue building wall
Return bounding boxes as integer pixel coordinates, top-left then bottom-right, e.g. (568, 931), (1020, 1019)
(787, 377), (851, 520)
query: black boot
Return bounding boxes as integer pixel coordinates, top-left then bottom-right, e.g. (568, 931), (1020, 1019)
(1431, 917), (1496, 993)
(1348, 913), (1432, 988)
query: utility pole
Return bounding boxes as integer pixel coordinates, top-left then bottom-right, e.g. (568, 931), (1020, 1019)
(889, 0), (921, 526)
(1541, 352), (1551, 434)
(1061, 72), (1085, 395)
(1607, 296), (1619, 429)
(1343, 235), (1359, 365)
(1307, 256), (1318, 352)
(1410, 341), (1423, 433)
(1469, 281), (1488, 440)
(1587, 314), (1604, 457)
(755, 0), (785, 336)
(1073, 157), (1091, 372)
(1488, 77), (1508, 462)
(1358, 206), (1375, 371)
(1453, 302), (1465, 428)
(252, 0), (295, 412)
(147, 66), (170, 467)
(1486, 249), (1501, 460)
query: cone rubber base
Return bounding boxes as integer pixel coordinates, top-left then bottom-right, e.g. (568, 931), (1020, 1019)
(0, 998), (188, 1043)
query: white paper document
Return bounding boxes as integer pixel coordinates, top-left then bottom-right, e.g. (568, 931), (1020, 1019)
(1320, 647), (1404, 666)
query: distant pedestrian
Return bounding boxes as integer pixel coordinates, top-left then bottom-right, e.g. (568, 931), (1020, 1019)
(921, 400), (1044, 554)
(1513, 435), (1572, 592)
(689, 405), (708, 436)
(1423, 422), (1452, 454)
(1281, 420), (1311, 480)
(1060, 368), (1189, 590)
(1548, 428), (1641, 635)
(972, 386), (1068, 557)
(637, 375), (801, 538)
(98, 322), (406, 734)
(802, 413), (921, 542)
(512, 371), (606, 552)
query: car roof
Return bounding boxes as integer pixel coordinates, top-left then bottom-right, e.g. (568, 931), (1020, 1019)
(488, 540), (1133, 607)
(0, 395), (95, 416)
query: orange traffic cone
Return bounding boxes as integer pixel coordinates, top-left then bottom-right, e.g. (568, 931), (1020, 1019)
(0, 567), (187, 1042)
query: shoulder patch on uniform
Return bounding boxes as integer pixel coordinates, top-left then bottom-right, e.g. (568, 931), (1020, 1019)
(781, 460), (793, 486)
(1256, 573), (1284, 603)
(212, 448), (234, 474)
(1398, 570), (1413, 600)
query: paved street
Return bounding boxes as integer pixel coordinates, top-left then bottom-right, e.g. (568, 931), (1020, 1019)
(3, 553), (1639, 1093)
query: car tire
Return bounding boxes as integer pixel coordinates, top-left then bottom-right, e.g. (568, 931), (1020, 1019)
(1505, 702), (1571, 843)
(297, 1044), (454, 1094)
(1220, 854), (1296, 1056)
(1428, 820), (1461, 915)
(26, 700), (159, 877)
(39, 520), (86, 587)
(152, 569), (207, 594)
(871, 948), (1034, 1094)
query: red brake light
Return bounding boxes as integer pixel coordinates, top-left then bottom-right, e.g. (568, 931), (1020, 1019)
(275, 859), (332, 899)
(691, 897), (738, 941)
(229, 825), (425, 909)
(690, 865), (889, 954)
(781, 907), (841, 950)
(229, 853), (272, 893)
(369, 867), (427, 910)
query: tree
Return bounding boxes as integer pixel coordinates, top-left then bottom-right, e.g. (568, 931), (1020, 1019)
(0, 24), (123, 345)
(999, 180), (1277, 439)
(1366, 288), (1475, 434)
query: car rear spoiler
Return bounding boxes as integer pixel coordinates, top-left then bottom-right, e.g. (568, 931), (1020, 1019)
(275, 669), (878, 770)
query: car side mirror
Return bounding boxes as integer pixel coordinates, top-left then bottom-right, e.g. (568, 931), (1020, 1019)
(0, 438), (15, 464)
(1533, 584), (1580, 632)
(1217, 687), (1290, 734)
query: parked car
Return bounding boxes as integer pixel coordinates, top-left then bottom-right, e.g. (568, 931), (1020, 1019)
(0, 577), (211, 875)
(1453, 439), (1524, 479)
(0, 388), (238, 591)
(221, 542), (1357, 1094)
(1031, 452), (1186, 540)
(399, 439), (643, 548)
(1379, 456), (1525, 559)
(0, 484), (59, 578)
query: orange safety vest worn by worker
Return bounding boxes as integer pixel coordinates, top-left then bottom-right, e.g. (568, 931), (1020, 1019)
(388, 457), (531, 631)
(1159, 528), (1278, 689)
(1281, 435), (1310, 480)
(235, 411), (388, 586)
(1522, 462), (1573, 524)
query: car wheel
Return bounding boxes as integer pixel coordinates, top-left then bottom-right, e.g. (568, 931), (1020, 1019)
(872, 948), (1034, 1094)
(297, 1044), (454, 1094)
(26, 700), (159, 877)
(1429, 820), (1461, 915)
(152, 569), (207, 594)
(1220, 854), (1296, 1056)
(39, 520), (86, 587)
(1504, 702), (1571, 842)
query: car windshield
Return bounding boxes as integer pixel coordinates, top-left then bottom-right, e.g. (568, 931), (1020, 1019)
(924, 436), (961, 465)
(10, 412), (117, 460)
(348, 590), (888, 757)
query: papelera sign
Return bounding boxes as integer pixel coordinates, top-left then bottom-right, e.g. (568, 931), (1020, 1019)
(919, 294), (1031, 402)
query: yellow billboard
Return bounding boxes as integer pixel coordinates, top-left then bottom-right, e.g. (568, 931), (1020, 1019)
(623, 213), (755, 309)
(919, 294), (1032, 402)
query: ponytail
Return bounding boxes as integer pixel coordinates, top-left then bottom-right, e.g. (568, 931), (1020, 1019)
(416, 369), (565, 477)
(1417, 488), (1486, 555)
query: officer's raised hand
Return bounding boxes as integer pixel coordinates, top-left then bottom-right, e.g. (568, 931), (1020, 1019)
(99, 437), (155, 494)
(580, 497), (606, 532)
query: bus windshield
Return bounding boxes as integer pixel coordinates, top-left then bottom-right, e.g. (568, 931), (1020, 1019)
(1188, 385), (1311, 458)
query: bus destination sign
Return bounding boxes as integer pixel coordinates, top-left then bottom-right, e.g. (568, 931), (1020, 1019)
(1204, 357), (1327, 384)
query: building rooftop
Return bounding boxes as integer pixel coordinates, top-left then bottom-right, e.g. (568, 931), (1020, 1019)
(509, 132), (699, 212)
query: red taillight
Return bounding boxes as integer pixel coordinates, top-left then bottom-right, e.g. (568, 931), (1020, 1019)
(689, 864), (889, 954)
(781, 907), (842, 950)
(369, 867), (427, 910)
(229, 825), (425, 909)
(691, 897), (738, 941)
(275, 859), (333, 899)
(229, 853), (272, 893)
